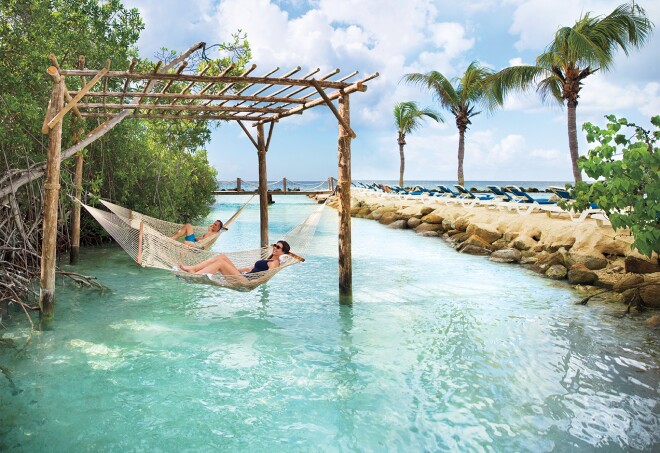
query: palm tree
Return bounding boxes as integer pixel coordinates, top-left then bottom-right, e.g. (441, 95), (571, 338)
(404, 61), (498, 185)
(489, 2), (653, 183)
(394, 102), (442, 187)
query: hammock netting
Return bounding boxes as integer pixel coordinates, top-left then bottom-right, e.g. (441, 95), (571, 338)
(81, 199), (325, 291)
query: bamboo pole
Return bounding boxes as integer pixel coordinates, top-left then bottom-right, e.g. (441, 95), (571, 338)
(310, 79), (356, 138)
(39, 73), (65, 318)
(70, 124), (84, 264)
(257, 123), (269, 249)
(337, 92), (352, 303)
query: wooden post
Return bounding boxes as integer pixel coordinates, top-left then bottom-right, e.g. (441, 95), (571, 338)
(337, 93), (352, 303)
(328, 177), (332, 191)
(70, 125), (84, 264)
(39, 71), (65, 318)
(283, 177), (287, 193)
(257, 123), (269, 249)
(237, 177), (241, 192)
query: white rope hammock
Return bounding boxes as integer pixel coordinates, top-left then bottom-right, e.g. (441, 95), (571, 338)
(80, 199), (326, 291)
(99, 196), (253, 250)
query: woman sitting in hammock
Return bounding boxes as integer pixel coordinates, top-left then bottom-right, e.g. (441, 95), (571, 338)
(171, 219), (223, 246)
(178, 240), (291, 276)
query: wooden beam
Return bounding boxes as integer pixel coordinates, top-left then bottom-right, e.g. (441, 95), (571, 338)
(48, 53), (84, 121)
(70, 122), (83, 264)
(39, 76), (65, 318)
(265, 121), (274, 152)
(70, 91), (309, 104)
(76, 103), (287, 114)
(310, 79), (356, 139)
(46, 64), (109, 131)
(120, 58), (138, 105)
(238, 120), (258, 149)
(337, 92), (352, 303)
(58, 70), (353, 89)
(77, 112), (267, 121)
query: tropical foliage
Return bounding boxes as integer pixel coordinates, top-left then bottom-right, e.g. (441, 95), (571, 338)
(572, 115), (659, 257)
(393, 101), (441, 187)
(489, 2), (653, 183)
(404, 61), (498, 185)
(0, 0), (252, 234)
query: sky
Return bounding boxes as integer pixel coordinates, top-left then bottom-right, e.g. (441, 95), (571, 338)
(121, 0), (660, 183)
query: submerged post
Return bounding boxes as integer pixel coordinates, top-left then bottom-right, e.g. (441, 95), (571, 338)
(40, 68), (65, 318)
(337, 93), (352, 303)
(236, 177), (241, 192)
(257, 123), (269, 249)
(70, 123), (84, 264)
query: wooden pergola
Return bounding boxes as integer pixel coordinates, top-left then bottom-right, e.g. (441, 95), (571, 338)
(40, 42), (378, 317)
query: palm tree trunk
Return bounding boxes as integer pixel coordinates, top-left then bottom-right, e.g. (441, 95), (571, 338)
(567, 101), (582, 183)
(398, 132), (406, 187)
(457, 128), (465, 186)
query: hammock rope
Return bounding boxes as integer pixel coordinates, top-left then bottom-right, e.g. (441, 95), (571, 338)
(81, 198), (327, 291)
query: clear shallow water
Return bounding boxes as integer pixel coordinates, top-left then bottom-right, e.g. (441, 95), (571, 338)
(1, 195), (658, 452)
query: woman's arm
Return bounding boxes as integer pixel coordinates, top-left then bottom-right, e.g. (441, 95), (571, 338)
(267, 260), (281, 270)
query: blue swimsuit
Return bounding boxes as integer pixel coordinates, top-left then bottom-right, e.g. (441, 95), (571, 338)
(184, 233), (197, 243)
(248, 259), (272, 274)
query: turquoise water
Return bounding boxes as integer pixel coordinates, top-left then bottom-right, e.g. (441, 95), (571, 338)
(1, 195), (658, 452)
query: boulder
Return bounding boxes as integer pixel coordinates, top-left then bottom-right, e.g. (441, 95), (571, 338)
(442, 219), (453, 230)
(378, 212), (399, 225)
(547, 238), (576, 253)
(371, 211), (383, 221)
(545, 264), (567, 280)
(640, 273), (660, 308)
(397, 205), (424, 218)
(454, 217), (470, 232)
(420, 206), (435, 216)
(490, 248), (522, 263)
(421, 213), (444, 224)
(644, 316), (660, 328)
(567, 264), (598, 285)
(503, 232), (519, 242)
(357, 207), (372, 218)
(521, 256), (538, 265)
(450, 232), (471, 243)
(407, 217), (422, 229)
(388, 219), (408, 229)
(512, 235), (536, 251)
(536, 252), (566, 270)
(415, 223), (445, 233)
(579, 256), (609, 270)
(417, 230), (440, 237)
(457, 243), (492, 255)
(613, 274), (645, 292)
(625, 256), (660, 274)
(491, 239), (509, 251)
(466, 223), (502, 244)
(446, 229), (462, 237)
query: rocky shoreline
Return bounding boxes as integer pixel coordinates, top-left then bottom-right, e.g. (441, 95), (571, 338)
(317, 191), (660, 323)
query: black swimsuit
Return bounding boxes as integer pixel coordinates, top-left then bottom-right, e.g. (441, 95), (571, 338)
(248, 259), (272, 274)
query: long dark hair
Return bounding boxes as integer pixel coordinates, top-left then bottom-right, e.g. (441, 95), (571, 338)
(268, 240), (290, 259)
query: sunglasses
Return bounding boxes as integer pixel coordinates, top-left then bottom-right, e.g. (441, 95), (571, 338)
(272, 244), (282, 250)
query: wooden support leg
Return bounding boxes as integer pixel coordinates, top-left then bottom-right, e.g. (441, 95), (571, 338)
(257, 124), (269, 249)
(70, 128), (84, 264)
(337, 93), (352, 304)
(39, 77), (65, 318)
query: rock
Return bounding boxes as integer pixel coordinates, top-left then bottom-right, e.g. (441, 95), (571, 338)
(417, 230), (439, 237)
(421, 213), (444, 224)
(407, 217), (422, 229)
(545, 264), (567, 280)
(625, 256), (660, 274)
(449, 232), (471, 243)
(567, 264), (598, 285)
(547, 239), (576, 253)
(462, 235), (494, 251)
(442, 219), (453, 230)
(644, 316), (660, 328)
(581, 256), (609, 270)
(621, 288), (641, 306)
(378, 212), (399, 225)
(521, 256), (538, 265)
(398, 206), (424, 218)
(613, 274), (644, 292)
(503, 232), (519, 242)
(491, 239), (509, 250)
(350, 206), (361, 216)
(415, 223), (445, 233)
(466, 223), (502, 244)
(536, 252), (566, 270)
(640, 273), (660, 308)
(357, 207), (371, 218)
(457, 243), (492, 255)
(512, 235), (536, 251)
(454, 217), (470, 232)
(388, 219), (408, 229)
(371, 211), (383, 221)
(446, 229), (462, 237)
(420, 206), (435, 216)
(490, 248), (522, 263)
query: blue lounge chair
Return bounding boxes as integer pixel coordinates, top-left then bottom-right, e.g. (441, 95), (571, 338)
(505, 186), (556, 204)
(454, 185), (494, 201)
(437, 185), (461, 197)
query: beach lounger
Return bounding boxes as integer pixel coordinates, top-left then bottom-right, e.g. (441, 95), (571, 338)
(543, 186), (606, 222)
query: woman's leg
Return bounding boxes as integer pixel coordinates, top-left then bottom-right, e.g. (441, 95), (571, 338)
(195, 255), (241, 275)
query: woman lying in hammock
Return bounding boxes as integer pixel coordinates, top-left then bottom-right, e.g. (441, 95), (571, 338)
(171, 219), (223, 246)
(178, 240), (291, 276)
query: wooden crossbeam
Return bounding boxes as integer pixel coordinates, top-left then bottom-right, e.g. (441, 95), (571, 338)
(58, 70), (353, 89)
(310, 79), (356, 138)
(120, 58), (138, 105)
(78, 112), (267, 121)
(77, 103), (287, 114)
(69, 91), (309, 104)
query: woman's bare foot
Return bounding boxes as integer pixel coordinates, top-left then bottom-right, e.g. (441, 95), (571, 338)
(179, 264), (191, 272)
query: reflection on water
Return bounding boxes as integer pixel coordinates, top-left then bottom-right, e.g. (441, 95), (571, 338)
(0, 195), (658, 451)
